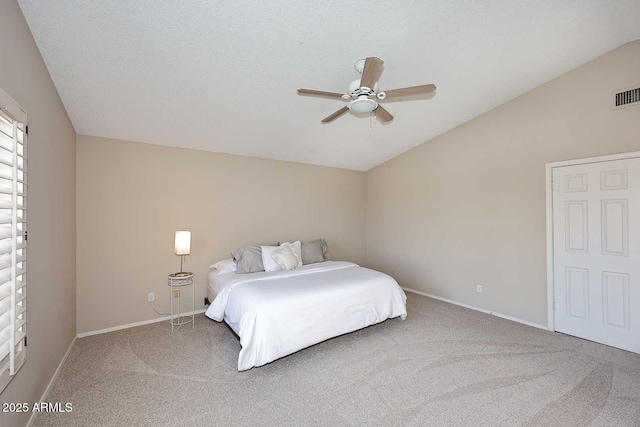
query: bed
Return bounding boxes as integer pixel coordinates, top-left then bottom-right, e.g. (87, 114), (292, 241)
(205, 261), (407, 371)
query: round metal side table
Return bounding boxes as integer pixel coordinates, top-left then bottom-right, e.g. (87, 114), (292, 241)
(167, 272), (195, 333)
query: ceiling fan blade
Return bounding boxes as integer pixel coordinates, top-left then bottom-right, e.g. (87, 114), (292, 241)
(382, 84), (436, 99)
(360, 57), (384, 90)
(298, 89), (345, 99)
(375, 105), (394, 123)
(321, 106), (350, 123)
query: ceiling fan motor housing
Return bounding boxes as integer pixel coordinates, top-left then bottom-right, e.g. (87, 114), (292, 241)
(348, 79), (378, 96)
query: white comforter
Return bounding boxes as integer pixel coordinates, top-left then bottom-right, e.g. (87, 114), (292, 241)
(205, 261), (407, 371)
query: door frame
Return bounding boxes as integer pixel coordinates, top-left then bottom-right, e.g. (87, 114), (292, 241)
(545, 150), (640, 332)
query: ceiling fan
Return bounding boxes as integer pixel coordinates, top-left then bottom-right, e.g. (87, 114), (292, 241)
(298, 57), (436, 123)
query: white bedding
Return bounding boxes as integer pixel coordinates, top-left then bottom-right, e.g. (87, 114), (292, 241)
(205, 261), (407, 371)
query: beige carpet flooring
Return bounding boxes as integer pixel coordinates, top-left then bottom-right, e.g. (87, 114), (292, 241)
(33, 294), (640, 426)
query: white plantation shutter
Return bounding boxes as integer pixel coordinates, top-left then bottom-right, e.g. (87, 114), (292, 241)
(0, 87), (27, 393)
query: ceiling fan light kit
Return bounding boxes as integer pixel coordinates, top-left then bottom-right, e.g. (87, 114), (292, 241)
(298, 57), (436, 124)
(348, 97), (377, 114)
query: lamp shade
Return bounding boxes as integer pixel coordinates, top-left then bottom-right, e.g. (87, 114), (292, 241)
(174, 231), (191, 256)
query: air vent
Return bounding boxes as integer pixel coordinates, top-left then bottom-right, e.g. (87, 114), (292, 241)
(612, 85), (640, 109)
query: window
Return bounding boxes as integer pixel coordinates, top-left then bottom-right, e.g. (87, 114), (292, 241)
(0, 87), (27, 393)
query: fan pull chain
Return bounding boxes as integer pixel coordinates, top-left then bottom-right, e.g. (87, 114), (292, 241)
(370, 111), (373, 135)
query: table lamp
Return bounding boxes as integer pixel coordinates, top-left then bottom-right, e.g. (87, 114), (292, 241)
(174, 230), (191, 275)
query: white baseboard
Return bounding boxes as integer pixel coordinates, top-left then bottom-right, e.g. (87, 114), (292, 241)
(27, 336), (77, 427)
(76, 309), (207, 338)
(402, 287), (549, 331)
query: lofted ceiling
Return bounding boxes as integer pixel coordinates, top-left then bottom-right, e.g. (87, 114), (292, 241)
(18, 0), (640, 171)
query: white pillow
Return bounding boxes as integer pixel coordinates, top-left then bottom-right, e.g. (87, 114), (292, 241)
(261, 245), (282, 272)
(210, 258), (236, 275)
(271, 243), (300, 271)
(287, 241), (303, 268)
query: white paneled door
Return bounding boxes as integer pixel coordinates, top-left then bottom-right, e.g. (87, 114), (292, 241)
(553, 157), (640, 353)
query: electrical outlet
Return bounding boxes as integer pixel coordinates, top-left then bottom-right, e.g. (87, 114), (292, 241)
(173, 289), (180, 298)
(476, 284), (483, 293)
(148, 292), (154, 302)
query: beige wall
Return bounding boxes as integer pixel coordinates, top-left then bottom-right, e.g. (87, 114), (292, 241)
(366, 40), (640, 327)
(76, 135), (366, 334)
(0, 1), (77, 426)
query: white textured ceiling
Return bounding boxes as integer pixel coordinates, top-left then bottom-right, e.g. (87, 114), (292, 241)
(18, 1), (640, 171)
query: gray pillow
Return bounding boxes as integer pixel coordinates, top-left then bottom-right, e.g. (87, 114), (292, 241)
(320, 239), (329, 260)
(231, 245), (275, 274)
(301, 239), (329, 265)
